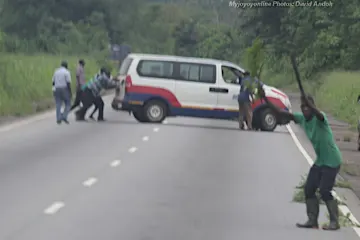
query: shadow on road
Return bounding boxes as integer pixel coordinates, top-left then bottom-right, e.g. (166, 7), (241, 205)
(89, 119), (290, 135)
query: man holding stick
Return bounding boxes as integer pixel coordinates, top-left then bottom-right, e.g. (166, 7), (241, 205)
(258, 85), (342, 230)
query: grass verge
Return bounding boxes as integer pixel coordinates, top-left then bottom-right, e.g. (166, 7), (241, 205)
(0, 54), (100, 117)
(315, 72), (360, 129)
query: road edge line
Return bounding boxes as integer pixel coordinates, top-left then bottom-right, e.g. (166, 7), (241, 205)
(286, 124), (360, 234)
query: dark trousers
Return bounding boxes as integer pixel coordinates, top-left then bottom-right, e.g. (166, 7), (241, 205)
(304, 164), (339, 202)
(75, 89), (104, 120)
(89, 96), (104, 118)
(70, 89), (82, 110)
(238, 101), (252, 129)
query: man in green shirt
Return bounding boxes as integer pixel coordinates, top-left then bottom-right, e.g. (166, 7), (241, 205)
(259, 86), (342, 231)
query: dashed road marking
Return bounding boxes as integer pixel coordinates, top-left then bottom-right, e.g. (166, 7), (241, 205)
(129, 147), (137, 153)
(110, 160), (121, 167)
(286, 124), (360, 235)
(83, 177), (98, 187)
(153, 127), (159, 132)
(44, 202), (65, 215)
(142, 136), (149, 141)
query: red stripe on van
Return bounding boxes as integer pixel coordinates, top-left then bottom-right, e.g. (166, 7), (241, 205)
(252, 97), (286, 109)
(127, 85), (181, 107)
(271, 89), (287, 99)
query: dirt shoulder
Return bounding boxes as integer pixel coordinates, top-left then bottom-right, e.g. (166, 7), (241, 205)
(287, 92), (360, 199)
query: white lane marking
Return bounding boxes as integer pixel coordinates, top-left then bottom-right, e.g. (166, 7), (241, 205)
(129, 147), (137, 153)
(110, 160), (121, 167)
(163, 120), (168, 124)
(44, 202), (65, 215)
(286, 124), (360, 234)
(83, 177), (98, 187)
(153, 127), (159, 132)
(142, 136), (149, 141)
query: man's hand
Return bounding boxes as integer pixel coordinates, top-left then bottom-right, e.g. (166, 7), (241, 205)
(258, 85), (266, 98)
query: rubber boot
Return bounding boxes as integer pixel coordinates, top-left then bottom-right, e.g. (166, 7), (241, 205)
(322, 200), (340, 230)
(296, 198), (319, 229)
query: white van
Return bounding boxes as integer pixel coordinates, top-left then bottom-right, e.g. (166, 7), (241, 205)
(112, 53), (292, 131)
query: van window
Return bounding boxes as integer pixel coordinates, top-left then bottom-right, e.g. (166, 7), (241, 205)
(137, 60), (174, 79)
(119, 57), (133, 75)
(178, 63), (216, 83)
(221, 66), (240, 84)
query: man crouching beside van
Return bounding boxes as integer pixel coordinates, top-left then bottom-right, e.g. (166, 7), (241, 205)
(238, 71), (253, 130)
(75, 68), (120, 121)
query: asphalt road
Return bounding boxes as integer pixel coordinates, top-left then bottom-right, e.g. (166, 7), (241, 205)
(0, 97), (359, 240)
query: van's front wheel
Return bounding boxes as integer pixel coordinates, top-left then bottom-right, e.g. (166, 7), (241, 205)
(144, 100), (167, 123)
(259, 108), (277, 131)
(133, 110), (148, 123)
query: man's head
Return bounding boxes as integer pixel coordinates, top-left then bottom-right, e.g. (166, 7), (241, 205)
(100, 67), (110, 78)
(301, 95), (315, 121)
(105, 69), (111, 78)
(61, 61), (68, 69)
(100, 67), (106, 74)
(79, 59), (85, 66)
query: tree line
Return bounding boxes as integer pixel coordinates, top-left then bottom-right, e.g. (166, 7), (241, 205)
(0, 0), (359, 84)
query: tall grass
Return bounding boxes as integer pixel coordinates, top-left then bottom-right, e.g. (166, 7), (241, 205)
(0, 54), (99, 116)
(276, 70), (360, 128)
(315, 72), (360, 128)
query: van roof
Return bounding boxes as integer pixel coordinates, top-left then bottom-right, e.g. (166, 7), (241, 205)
(127, 53), (246, 72)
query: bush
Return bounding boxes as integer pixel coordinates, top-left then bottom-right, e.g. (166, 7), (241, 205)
(0, 54), (99, 116)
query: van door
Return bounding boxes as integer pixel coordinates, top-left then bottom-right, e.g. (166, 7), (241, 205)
(174, 62), (218, 117)
(116, 57), (133, 101)
(216, 65), (242, 114)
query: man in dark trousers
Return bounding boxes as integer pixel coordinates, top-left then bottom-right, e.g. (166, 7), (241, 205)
(238, 71), (253, 130)
(70, 59), (85, 111)
(75, 68), (119, 121)
(258, 86), (342, 230)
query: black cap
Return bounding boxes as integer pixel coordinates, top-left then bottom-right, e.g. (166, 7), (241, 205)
(100, 67), (107, 73)
(79, 59), (85, 65)
(61, 61), (68, 68)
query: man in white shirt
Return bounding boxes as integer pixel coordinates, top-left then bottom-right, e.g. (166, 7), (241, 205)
(52, 61), (72, 124)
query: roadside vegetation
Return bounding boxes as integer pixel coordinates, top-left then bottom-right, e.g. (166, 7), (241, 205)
(1, 0), (359, 124)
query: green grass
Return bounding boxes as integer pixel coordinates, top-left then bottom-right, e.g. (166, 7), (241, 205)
(315, 72), (360, 129)
(276, 71), (360, 129)
(0, 54), (100, 116)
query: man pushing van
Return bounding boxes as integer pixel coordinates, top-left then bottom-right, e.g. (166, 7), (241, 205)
(75, 68), (119, 121)
(238, 71), (254, 130)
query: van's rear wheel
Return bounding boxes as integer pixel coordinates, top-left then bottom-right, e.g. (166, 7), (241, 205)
(133, 110), (148, 123)
(144, 100), (167, 123)
(260, 108), (277, 131)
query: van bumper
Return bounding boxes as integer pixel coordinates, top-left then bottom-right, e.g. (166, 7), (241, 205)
(111, 99), (132, 112)
(111, 98), (143, 112)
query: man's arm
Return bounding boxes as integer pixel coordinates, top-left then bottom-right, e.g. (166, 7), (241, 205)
(301, 95), (324, 121)
(263, 96), (295, 121)
(65, 71), (72, 96)
(103, 76), (119, 89)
